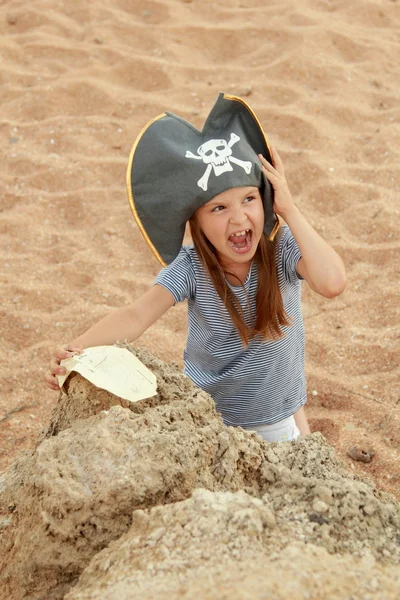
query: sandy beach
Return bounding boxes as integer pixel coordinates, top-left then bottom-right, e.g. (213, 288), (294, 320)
(0, 0), (399, 503)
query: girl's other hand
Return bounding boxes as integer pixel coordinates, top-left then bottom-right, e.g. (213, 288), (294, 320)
(258, 147), (296, 220)
(44, 344), (83, 391)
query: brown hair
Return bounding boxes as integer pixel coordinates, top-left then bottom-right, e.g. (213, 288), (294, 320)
(189, 214), (291, 345)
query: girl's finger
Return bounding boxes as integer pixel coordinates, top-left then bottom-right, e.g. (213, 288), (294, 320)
(69, 347), (83, 354)
(52, 347), (71, 361)
(270, 146), (285, 175)
(49, 382), (61, 391)
(49, 357), (62, 371)
(52, 345), (82, 361)
(258, 154), (278, 174)
(261, 167), (281, 189)
(259, 156), (281, 179)
(258, 152), (271, 164)
(49, 357), (69, 375)
(44, 371), (61, 389)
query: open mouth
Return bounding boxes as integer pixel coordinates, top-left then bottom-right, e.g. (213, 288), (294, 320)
(228, 229), (253, 253)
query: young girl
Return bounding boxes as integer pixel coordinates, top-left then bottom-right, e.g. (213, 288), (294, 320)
(45, 93), (346, 443)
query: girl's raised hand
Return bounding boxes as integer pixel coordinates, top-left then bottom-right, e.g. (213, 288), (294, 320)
(258, 147), (296, 220)
(44, 344), (83, 391)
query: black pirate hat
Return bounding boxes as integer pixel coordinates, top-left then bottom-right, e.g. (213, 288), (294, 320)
(126, 92), (279, 266)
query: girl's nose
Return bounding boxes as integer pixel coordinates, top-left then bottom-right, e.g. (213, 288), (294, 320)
(229, 205), (247, 224)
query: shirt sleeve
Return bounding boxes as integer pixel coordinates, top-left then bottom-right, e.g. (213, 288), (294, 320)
(154, 246), (196, 304)
(279, 226), (303, 284)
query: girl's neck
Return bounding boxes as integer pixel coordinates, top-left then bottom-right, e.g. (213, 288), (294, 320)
(222, 260), (252, 286)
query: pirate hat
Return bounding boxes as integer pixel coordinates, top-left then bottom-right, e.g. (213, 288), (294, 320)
(126, 92), (279, 266)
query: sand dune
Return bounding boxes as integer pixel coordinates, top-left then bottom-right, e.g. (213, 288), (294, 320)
(0, 0), (399, 503)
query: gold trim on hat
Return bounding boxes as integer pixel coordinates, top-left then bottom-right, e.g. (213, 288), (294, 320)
(223, 94), (280, 242)
(126, 112), (168, 266)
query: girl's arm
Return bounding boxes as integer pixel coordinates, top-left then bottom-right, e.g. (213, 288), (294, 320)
(259, 149), (346, 298)
(280, 205), (346, 298)
(45, 284), (175, 390)
(293, 405), (311, 435)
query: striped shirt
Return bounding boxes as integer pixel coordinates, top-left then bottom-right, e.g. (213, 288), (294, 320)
(155, 226), (306, 428)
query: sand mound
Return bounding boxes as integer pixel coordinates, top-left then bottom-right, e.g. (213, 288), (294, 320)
(66, 489), (400, 600)
(1, 347), (399, 600)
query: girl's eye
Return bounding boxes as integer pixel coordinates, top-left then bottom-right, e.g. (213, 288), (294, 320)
(243, 196), (255, 203)
(212, 205), (225, 212)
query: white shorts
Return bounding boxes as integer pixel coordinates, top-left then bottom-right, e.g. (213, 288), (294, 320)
(250, 416), (300, 443)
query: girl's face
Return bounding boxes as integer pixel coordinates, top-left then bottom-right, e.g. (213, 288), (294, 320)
(195, 186), (264, 268)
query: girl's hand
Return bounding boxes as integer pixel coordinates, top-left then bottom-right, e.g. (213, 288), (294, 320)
(258, 147), (296, 220)
(44, 344), (83, 391)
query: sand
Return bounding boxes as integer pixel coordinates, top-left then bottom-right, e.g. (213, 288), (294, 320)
(0, 0), (399, 508)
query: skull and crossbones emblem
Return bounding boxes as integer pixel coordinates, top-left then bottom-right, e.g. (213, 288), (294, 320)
(185, 133), (252, 191)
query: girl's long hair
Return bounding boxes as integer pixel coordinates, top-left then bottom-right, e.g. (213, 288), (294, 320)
(189, 214), (291, 345)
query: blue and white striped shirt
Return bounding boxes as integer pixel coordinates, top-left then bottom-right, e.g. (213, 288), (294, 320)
(155, 226), (306, 428)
